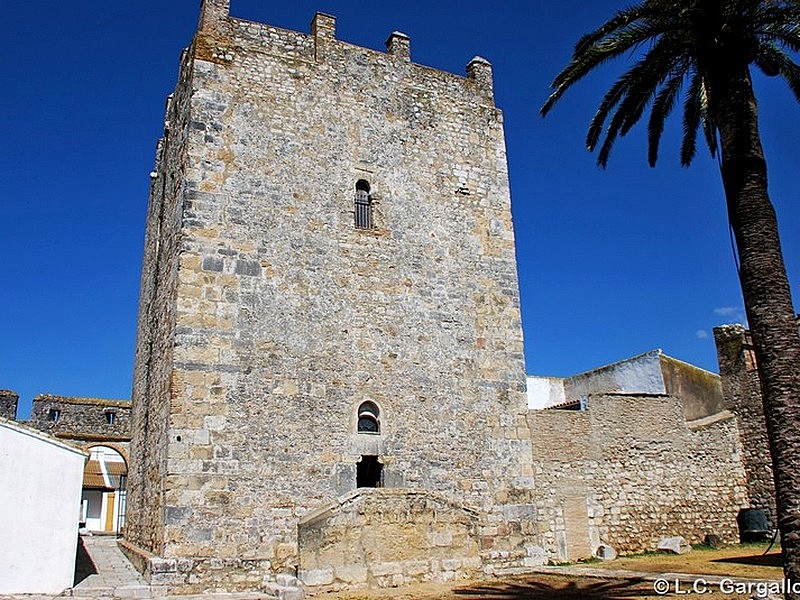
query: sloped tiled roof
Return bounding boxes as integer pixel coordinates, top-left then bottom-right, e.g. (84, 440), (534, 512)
(83, 460), (108, 489)
(105, 461), (128, 477)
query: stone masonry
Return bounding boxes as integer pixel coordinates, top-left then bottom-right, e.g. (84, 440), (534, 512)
(121, 1), (763, 593)
(125, 1), (535, 592)
(28, 394), (131, 454)
(713, 323), (788, 527)
(527, 393), (748, 559)
(0, 390), (19, 420)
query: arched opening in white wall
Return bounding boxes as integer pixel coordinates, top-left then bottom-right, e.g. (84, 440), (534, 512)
(81, 446), (128, 534)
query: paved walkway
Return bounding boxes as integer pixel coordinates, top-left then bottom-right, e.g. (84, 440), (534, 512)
(0, 536), (274, 600)
(66, 535), (151, 599)
(65, 536), (275, 599)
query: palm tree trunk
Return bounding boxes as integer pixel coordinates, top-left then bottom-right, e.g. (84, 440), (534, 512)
(711, 66), (800, 598)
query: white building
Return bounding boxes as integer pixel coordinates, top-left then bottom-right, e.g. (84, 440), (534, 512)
(0, 417), (86, 595)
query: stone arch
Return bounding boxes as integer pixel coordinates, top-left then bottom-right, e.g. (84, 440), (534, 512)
(84, 442), (129, 465)
(81, 444), (129, 534)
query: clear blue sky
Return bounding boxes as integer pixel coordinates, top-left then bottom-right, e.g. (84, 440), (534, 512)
(2, 1), (798, 418)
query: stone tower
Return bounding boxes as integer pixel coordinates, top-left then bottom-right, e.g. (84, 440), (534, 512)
(125, 1), (535, 592)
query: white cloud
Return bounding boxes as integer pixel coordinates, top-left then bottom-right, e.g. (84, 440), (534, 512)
(712, 305), (747, 325)
(696, 330), (709, 339)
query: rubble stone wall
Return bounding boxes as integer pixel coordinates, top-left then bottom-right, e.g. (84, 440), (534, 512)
(527, 394), (748, 559)
(714, 324), (777, 525)
(28, 395), (131, 448)
(298, 489), (482, 590)
(126, 43), (197, 557)
(0, 390), (19, 421)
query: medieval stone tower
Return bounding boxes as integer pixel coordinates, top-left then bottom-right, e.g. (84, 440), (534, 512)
(125, 0), (536, 592)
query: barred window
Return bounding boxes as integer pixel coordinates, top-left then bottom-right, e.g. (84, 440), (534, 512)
(354, 179), (373, 229)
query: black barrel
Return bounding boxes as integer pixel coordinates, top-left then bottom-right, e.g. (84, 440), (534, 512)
(737, 508), (770, 543)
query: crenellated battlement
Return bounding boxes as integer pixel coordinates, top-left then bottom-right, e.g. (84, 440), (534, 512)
(195, 1), (494, 103)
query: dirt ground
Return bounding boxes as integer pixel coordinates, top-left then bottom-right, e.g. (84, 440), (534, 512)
(310, 543), (783, 600)
(592, 541), (782, 580)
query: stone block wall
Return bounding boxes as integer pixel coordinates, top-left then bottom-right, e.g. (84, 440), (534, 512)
(126, 43), (198, 557)
(126, 1), (534, 591)
(527, 394), (748, 560)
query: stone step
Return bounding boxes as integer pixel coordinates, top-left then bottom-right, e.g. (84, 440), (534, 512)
(64, 584), (153, 599)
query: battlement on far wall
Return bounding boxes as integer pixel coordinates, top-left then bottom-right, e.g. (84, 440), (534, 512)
(0, 390), (19, 421)
(29, 394), (131, 443)
(193, 0), (495, 103)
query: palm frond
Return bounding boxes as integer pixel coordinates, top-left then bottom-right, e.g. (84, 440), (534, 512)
(542, 0), (800, 168)
(542, 22), (666, 115)
(757, 43), (800, 102)
(680, 72), (704, 166)
(573, 5), (648, 57)
(754, 3), (800, 32)
(647, 73), (683, 166)
(587, 77), (630, 151)
(618, 39), (685, 136)
(699, 80), (718, 159)
(588, 34), (685, 164)
(597, 108), (629, 167)
(758, 22), (800, 52)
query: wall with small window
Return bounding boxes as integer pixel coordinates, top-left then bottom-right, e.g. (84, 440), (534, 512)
(28, 395), (131, 442)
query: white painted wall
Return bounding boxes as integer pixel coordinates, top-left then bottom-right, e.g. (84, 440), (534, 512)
(526, 376), (566, 409)
(563, 350), (666, 401)
(0, 419), (85, 595)
(82, 489), (104, 531)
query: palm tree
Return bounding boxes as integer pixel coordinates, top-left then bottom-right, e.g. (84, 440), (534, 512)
(541, 0), (800, 592)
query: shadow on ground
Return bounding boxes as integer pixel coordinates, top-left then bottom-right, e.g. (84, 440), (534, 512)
(73, 536), (98, 585)
(453, 577), (656, 599)
(712, 552), (782, 567)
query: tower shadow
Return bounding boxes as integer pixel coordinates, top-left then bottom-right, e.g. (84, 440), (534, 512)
(455, 576), (658, 599)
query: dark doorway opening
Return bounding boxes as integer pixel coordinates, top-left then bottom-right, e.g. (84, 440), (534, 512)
(356, 455), (383, 488)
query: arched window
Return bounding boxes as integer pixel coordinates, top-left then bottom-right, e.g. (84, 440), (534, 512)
(354, 179), (373, 229)
(357, 401), (380, 433)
